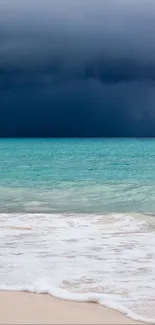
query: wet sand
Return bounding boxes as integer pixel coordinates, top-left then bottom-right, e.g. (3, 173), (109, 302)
(0, 291), (143, 324)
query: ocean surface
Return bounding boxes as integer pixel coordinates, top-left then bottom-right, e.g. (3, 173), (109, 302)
(1, 138), (155, 322)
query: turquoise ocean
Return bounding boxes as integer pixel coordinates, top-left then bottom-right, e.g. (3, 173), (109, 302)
(1, 138), (155, 322)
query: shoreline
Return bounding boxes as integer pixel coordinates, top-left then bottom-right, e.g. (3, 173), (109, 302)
(0, 291), (144, 324)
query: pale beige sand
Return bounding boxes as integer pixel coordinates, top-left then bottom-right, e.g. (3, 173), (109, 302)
(0, 291), (144, 324)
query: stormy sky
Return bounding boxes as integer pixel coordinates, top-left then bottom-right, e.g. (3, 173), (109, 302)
(1, 0), (155, 137)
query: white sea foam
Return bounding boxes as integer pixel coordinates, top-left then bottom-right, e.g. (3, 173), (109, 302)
(0, 212), (155, 323)
(0, 281), (155, 324)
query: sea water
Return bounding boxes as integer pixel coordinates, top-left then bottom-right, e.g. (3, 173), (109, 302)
(0, 138), (155, 323)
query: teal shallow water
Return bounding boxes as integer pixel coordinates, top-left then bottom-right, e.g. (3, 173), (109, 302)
(0, 138), (155, 213)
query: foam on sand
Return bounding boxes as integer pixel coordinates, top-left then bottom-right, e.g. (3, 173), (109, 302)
(0, 281), (153, 324)
(0, 290), (142, 325)
(1, 212), (155, 323)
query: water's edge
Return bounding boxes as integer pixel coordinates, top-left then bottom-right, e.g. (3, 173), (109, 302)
(0, 285), (154, 324)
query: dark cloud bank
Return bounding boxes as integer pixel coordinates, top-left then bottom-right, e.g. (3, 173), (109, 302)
(1, 0), (155, 137)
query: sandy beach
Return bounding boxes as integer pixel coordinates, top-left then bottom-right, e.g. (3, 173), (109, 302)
(0, 291), (143, 324)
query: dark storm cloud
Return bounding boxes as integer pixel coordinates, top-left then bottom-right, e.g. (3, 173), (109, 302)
(1, 0), (155, 136)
